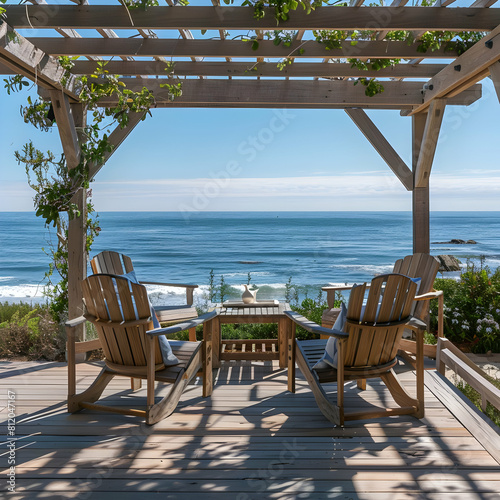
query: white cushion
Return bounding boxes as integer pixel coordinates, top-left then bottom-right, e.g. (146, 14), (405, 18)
(411, 277), (421, 294)
(312, 302), (347, 370)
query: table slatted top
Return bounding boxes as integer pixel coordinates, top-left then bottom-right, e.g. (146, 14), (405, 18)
(218, 302), (290, 317)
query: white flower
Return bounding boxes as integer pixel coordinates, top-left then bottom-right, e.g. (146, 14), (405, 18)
(486, 327), (492, 333)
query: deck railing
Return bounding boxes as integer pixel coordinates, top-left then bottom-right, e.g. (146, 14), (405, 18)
(436, 337), (500, 414)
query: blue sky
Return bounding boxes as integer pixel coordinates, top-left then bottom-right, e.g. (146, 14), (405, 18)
(1, 77), (499, 212)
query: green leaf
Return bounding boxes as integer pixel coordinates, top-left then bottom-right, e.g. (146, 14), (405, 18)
(252, 40), (260, 51)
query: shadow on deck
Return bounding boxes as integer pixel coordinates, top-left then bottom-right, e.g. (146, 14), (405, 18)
(1, 358), (499, 499)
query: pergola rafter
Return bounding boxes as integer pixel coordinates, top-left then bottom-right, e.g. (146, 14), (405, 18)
(67, 61), (449, 79)
(4, 5), (500, 30)
(1, 1), (498, 335)
(24, 38), (462, 59)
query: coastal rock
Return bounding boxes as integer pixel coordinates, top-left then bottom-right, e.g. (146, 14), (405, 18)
(432, 239), (477, 244)
(434, 255), (462, 272)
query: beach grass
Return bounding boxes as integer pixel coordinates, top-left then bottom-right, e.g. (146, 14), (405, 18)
(0, 301), (66, 361)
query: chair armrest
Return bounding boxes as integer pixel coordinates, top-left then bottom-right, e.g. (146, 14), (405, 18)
(140, 281), (198, 306)
(147, 309), (218, 338)
(65, 315), (87, 328)
(140, 281), (198, 289)
(405, 316), (427, 332)
(321, 285), (356, 292)
(414, 289), (443, 301)
(284, 311), (349, 339)
(414, 288), (444, 339)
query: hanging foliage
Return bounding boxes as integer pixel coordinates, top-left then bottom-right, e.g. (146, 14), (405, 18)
(5, 54), (182, 320)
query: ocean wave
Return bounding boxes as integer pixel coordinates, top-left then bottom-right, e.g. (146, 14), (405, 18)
(0, 284), (47, 304)
(0, 277), (15, 282)
(222, 271), (272, 279)
(331, 264), (393, 275)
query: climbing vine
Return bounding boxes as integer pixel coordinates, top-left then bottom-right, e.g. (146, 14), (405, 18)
(4, 48), (182, 320)
(217, 0), (487, 95)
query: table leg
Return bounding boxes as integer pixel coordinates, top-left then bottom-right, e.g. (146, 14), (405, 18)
(286, 317), (296, 393)
(278, 317), (287, 369)
(203, 319), (214, 397)
(212, 316), (221, 369)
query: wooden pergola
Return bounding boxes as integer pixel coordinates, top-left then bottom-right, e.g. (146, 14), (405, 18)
(1, 0), (500, 324)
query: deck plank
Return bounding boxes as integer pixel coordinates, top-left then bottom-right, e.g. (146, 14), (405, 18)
(1, 359), (499, 498)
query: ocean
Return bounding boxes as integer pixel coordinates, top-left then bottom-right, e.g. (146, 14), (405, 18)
(1, 211), (499, 307)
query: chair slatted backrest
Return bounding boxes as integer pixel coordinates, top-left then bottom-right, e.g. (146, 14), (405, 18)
(392, 253), (439, 320)
(344, 274), (417, 368)
(90, 251), (134, 276)
(82, 274), (163, 368)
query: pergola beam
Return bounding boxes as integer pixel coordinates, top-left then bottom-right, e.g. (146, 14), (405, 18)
(0, 23), (78, 99)
(69, 60), (446, 79)
(91, 79), (481, 109)
(409, 24), (500, 115)
(88, 112), (147, 181)
(49, 90), (81, 169)
(414, 99), (446, 188)
(345, 108), (413, 191)
(27, 38), (459, 60)
(4, 6), (500, 31)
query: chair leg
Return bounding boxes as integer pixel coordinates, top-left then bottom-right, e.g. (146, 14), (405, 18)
(188, 327), (197, 342)
(380, 369), (419, 411)
(68, 368), (115, 413)
(131, 378), (142, 391)
(147, 350), (203, 425)
(357, 379), (366, 391)
(295, 344), (341, 425)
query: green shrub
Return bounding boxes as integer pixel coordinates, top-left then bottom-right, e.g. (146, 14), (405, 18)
(430, 261), (500, 353)
(0, 305), (66, 360)
(291, 293), (342, 340)
(0, 301), (40, 323)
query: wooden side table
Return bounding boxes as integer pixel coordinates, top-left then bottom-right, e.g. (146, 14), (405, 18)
(209, 302), (292, 369)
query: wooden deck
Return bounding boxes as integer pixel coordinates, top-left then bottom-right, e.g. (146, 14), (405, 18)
(1, 358), (499, 499)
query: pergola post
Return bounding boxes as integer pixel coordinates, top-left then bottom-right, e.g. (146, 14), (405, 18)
(412, 113), (429, 254)
(68, 103), (88, 342)
(49, 90), (87, 341)
(489, 61), (500, 103)
(412, 100), (446, 254)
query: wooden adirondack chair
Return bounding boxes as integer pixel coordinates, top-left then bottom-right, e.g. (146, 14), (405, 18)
(66, 274), (217, 425)
(90, 250), (199, 341)
(322, 253), (444, 357)
(286, 274), (425, 426)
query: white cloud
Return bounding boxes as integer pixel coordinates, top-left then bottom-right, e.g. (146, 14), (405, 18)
(4, 172), (500, 212)
(89, 171), (500, 211)
(0, 182), (35, 211)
